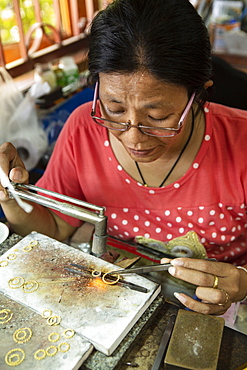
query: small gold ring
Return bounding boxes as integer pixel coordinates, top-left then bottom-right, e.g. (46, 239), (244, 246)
(218, 289), (229, 306)
(92, 270), (102, 278)
(102, 272), (120, 285)
(212, 275), (219, 289)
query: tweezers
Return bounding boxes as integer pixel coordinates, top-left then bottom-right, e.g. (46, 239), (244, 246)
(65, 263), (148, 293)
(108, 263), (172, 275)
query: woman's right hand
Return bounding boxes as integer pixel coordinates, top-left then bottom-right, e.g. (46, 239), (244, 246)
(0, 142), (29, 202)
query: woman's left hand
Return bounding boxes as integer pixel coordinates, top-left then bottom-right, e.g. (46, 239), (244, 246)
(161, 257), (247, 315)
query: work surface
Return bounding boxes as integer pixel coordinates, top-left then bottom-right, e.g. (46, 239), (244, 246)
(1, 234), (247, 370)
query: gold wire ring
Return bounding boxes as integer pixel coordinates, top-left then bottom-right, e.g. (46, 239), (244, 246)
(42, 309), (52, 318)
(5, 348), (25, 366)
(7, 254), (17, 260)
(22, 280), (39, 293)
(102, 272), (120, 285)
(34, 349), (46, 360)
(92, 269), (102, 277)
(13, 327), (32, 343)
(29, 240), (38, 247)
(0, 261), (8, 267)
(47, 315), (61, 326)
(48, 332), (60, 342)
(218, 289), (229, 306)
(23, 240), (38, 252)
(212, 275), (219, 289)
(46, 346), (58, 356)
(8, 277), (25, 289)
(58, 342), (70, 353)
(63, 329), (75, 339)
(0, 309), (13, 323)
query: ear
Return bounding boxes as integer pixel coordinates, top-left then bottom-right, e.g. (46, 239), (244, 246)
(204, 80), (213, 90)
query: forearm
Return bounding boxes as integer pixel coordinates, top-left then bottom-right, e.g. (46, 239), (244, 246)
(1, 198), (74, 241)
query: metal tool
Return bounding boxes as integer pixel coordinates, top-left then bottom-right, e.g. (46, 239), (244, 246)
(6, 183), (108, 255)
(108, 263), (172, 275)
(65, 263), (148, 293)
(151, 314), (176, 370)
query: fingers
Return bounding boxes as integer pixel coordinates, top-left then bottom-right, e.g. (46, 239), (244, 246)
(173, 292), (231, 315)
(171, 257), (230, 277)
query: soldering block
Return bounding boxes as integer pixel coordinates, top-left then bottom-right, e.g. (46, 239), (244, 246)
(164, 309), (225, 370)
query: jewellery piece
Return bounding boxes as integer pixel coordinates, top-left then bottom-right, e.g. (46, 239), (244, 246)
(48, 332), (60, 342)
(5, 348), (25, 366)
(46, 345), (58, 356)
(7, 253), (17, 260)
(58, 342), (70, 353)
(34, 349), (46, 360)
(0, 309), (13, 324)
(218, 289), (229, 306)
(92, 269), (102, 278)
(47, 315), (61, 326)
(0, 261), (8, 267)
(13, 327), (32, 343)
(23, 240), (39, 252)
(102, 272), (120, 285)
(212, 275), (219, 289)
(8, 277), (25, 289)
(63, 329), (75, 339)
(237, 266), (247, 302)
(22, 280), (39, 293)
(42, 309), (52, 318)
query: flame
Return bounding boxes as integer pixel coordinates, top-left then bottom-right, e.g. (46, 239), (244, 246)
(90, 277), (107, 290)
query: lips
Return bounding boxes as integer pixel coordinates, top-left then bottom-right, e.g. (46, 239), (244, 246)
(127, 147), (155, 158)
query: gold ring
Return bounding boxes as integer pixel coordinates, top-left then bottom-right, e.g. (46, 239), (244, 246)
(218, 289), (229, 306)
(212, 275), (219, 289)
(102, 272), (120, 285)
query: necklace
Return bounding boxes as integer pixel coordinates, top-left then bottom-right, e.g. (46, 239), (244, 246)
(135, 108), (195, 187)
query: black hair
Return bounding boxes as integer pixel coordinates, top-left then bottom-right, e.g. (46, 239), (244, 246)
(88, 0), (212, 100)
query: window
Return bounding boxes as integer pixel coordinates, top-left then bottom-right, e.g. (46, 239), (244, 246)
(0, 0), (102, 78)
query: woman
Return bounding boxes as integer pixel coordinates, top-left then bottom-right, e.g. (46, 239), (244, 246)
(0, 0), (246, 314)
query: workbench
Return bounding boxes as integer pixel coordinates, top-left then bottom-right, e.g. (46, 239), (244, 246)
(0, 234), (247, 370)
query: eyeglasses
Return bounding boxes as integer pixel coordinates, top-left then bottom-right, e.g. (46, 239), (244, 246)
(91, 81), (196, 137)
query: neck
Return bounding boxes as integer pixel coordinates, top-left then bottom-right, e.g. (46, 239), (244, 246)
(135, 108), (195, 187)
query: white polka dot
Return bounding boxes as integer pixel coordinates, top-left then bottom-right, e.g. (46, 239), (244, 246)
(134, 215), (139, 221)
(122, 220), (128, 225)
(177, 207), (182, 210)
(133, 227), (139, 233)
(167, 223), (173, 227)
(156, 217), (161, 221)
(209, 221), (215, 226)
(221, 235), (226, 241)
(218, 203), (223, 208)
(137, 182), (143, 187)
(236, 247), (241, 252)
(240, 204), (245, 209)
(199, 206), (204, 210)
(149, 190), (155, 194)
(205, 134), (210, 141)
(164, 210), (170, 216)
(114, 225), (118, 230)
(237, 225), (242, 230)
(232, 227), (236, 232)
(201, 238), (206, 243)
(187, 211), (193, 216)
(145, 209), (150, 214)
(209, 210), (216, 216)
(179, 228), (185, 233)
(108, 157), (112, 161)
(123, 208), (129, 213)
(193, 163), (199, 169)
(167, 234), (173, 240)
(155, 228), (162, 233)
(111, 213), (117, 219)
(227, 207), (233, 210)
(220, 227), (226, 231)
(200, 230), (205, 234)
(230, 236), (236, 241)
(124, 231), (129, 236)
(125, 179), (131, 184)
(174, 183), (180, 188)
(188, 223), (193, 228)
(219, 213), (225, 219)
(145, 221), (150, 227)
(117, 165), (122, 171)
(212, 232), (217, 238)
(176, 217), (182, 223)
(230, 251), (235, 256)
(238, 213), (244, 216)
(144, 233), (150, 238)
(119, 234), (124, 238)
(220, 246), (224, 251)
(104, 140), (110, 147)
(198, 217), (204, 224)
(204, 107), (209, 113)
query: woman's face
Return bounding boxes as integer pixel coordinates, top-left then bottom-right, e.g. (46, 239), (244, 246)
(98, 71), (192, 163)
